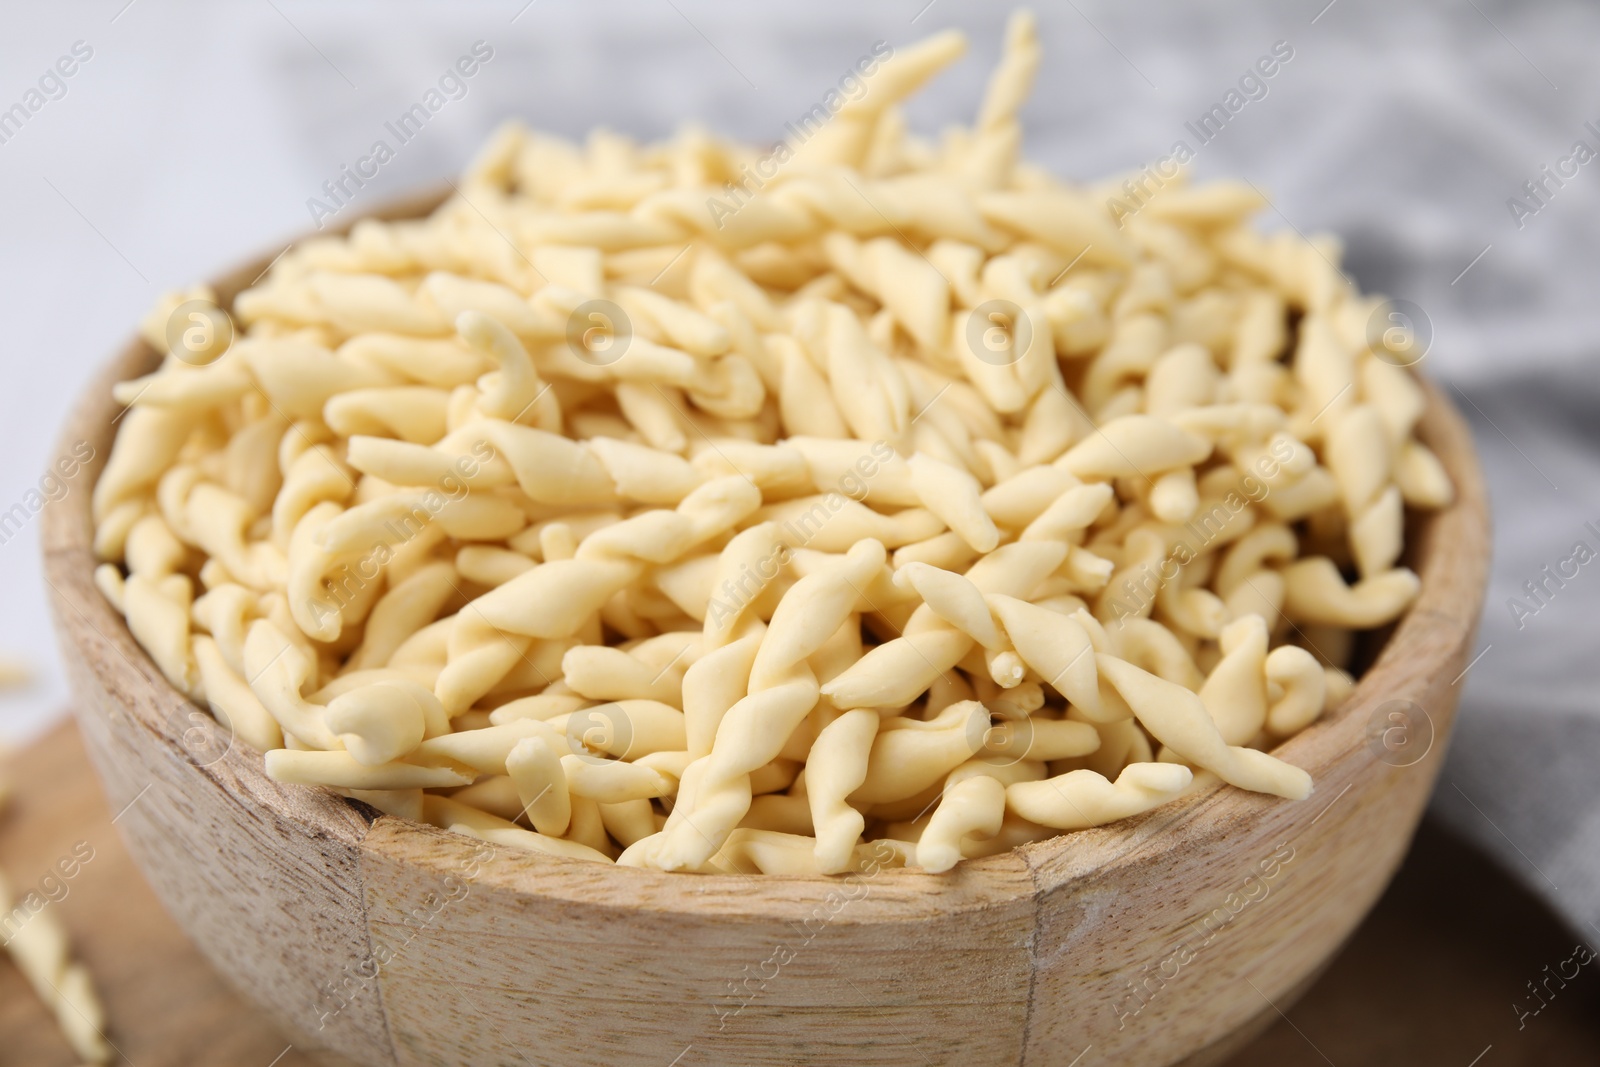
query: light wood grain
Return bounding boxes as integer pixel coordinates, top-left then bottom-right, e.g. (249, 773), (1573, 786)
(38, 192), (1492, 1067)
(11, 725), (1593, 1066)
(0, 720), (322, 1067)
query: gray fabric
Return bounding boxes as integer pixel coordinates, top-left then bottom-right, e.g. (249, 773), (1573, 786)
(1432, 368), (1600, 943)
(1, 0), (1595, 934)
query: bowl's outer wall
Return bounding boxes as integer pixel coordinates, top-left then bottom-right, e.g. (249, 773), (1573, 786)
(42, 197), (1490, 1067)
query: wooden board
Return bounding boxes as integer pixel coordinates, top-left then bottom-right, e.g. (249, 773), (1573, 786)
(0, 721), (318, 1067)
(3, 721), (1597, 1066)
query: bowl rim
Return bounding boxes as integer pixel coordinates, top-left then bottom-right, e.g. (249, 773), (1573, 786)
(41, 186), (1492, 920)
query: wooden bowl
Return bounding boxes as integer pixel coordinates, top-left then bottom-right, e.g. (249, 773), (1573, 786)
(42, 195), (1490, 1067)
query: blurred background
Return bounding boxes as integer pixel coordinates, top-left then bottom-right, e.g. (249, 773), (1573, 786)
(1, 0), (1597, 1060)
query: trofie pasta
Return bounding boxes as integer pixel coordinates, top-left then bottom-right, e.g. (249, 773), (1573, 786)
(0, 759), (111, 1064)
(92, 12), (1449, 875)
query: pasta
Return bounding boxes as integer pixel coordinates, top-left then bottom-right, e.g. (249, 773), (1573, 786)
(91, 12), (1447, 875)
(0, 871), (112, 1064)
(0, 758), (112, 1064)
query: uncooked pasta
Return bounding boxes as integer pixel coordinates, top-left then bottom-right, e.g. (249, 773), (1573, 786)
(91, 12), (1449, 875)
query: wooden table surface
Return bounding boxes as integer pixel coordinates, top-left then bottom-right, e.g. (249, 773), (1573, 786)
(2, 721), (1597, 1067)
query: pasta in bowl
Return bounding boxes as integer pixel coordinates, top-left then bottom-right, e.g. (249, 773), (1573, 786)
(46, 13), (1488, 1067)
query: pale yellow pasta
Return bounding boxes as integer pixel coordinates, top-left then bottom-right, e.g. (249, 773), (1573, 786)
(917, 775), (1006, 873)
(324, 678), (446, 763)
(893, 563), (1005, 651)
(561, 642), (688, 706)
(600, 798), (660, 847)
(638, 540), (885, 870)
(681, 628), (763, 756)
(0, 868), (112, 1063)
(1006, 762), (1194, 830)
(422, 795), (609, 863)
(1264, 645), (1328, 736)
(243, 620), (341, 749)
(805, 708), (880, 873)
(89, 16), (1447, 874)
(265, 749), (473, 790)
(1097, 656), (1311, 800)
(850, 700), (989, 806)
(506, 732), (571, 835)
(1197, 616), (1269, 746)
(1282, 557), (1422, 629)
(0, 776), (111, 1064)
(193, 635), (285, 751)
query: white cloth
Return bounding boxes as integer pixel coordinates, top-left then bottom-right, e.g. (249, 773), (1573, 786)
(2, 0), (1593, 933)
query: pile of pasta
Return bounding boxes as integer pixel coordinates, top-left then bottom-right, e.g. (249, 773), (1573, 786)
(91, 14), (1451, 875)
